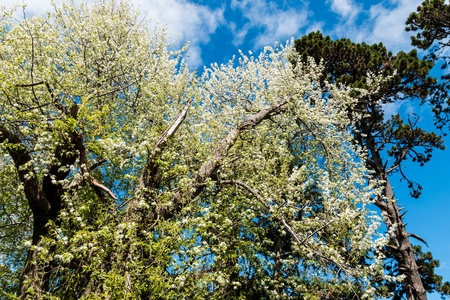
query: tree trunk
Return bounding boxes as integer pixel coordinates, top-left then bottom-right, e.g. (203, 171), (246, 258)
(17, 216), (50, 299)
(273, 234), (282, 293)
(377, 178), (427, 300)
(0, 125), (81, 299)
(363, 130), (427, 300)
(18, 249), (43, 299)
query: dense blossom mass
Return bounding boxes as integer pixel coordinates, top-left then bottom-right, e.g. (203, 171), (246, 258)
(0, 1), (424, 299)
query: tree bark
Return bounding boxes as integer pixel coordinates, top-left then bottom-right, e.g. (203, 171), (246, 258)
(375, 177), (427, 300)
(1, 122), (93, 298)
(273, 233), (282, 293)
(364, 130), (427, 300)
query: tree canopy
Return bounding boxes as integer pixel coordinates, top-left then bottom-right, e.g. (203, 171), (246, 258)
(0, 1), (394, 299)
(406, 0), (450, 130)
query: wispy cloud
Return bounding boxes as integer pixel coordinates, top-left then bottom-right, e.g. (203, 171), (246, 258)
(365, 0), (421, 52)
(325, 0), (423, 54)
(229, 0), (315, 48)
(137, 0), (225, 65)
(382, 99), (426, 122)
(326, 0), (360, 20)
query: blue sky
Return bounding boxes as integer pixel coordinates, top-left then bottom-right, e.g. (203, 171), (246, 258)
(8, 0), (450, 298)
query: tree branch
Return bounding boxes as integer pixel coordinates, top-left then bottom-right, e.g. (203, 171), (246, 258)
(408, 232), (429, 247)
(66, 157), (107, 191)
(0, 125), (49, 215)
(139, 98), (193, 190)
(218, 180), (270, 209)
(141, 101), (289, 222)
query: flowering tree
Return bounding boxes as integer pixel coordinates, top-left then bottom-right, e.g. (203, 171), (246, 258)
(0, 1), (391, 299)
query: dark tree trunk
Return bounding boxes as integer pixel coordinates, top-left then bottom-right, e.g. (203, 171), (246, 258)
(273, 233), (282, 293)
(365, 130), (427, 300)
(1, 123), (83, 298)
(17, 216), (50, 299)
(377, 178), (427, 300)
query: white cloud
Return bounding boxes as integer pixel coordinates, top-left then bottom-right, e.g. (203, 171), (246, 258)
(382, 101), (403, 119)
(382, 100), (419, 120)
(326, 0), (423, 53)
(135, 0), (225, 66)
(327, 0), (360, 20)
(8, 0), (430, 66)
(13, 0), (224, 66)
(230, 0), (312, 48)
(365, 0), (421, 52)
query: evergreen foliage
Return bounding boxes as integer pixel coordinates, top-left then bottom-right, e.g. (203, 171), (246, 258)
(406, 0), (450, 130)
(379, 245), (450, 299)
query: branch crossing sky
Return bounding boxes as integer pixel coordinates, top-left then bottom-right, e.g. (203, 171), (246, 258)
(6, 0), (450, 298)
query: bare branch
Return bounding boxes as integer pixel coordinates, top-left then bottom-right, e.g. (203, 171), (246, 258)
(15, 81), (45, 88)
(281, 216), (335, 247)
(408, 232), (429, 247)
(89, 176), (118, 200)
(136, 102), (290, 222)
(139, 98), (193, 190)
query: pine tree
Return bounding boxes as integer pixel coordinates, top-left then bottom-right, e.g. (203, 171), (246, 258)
(406, 0), (450, 130)
(294, 31), (445, 300)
